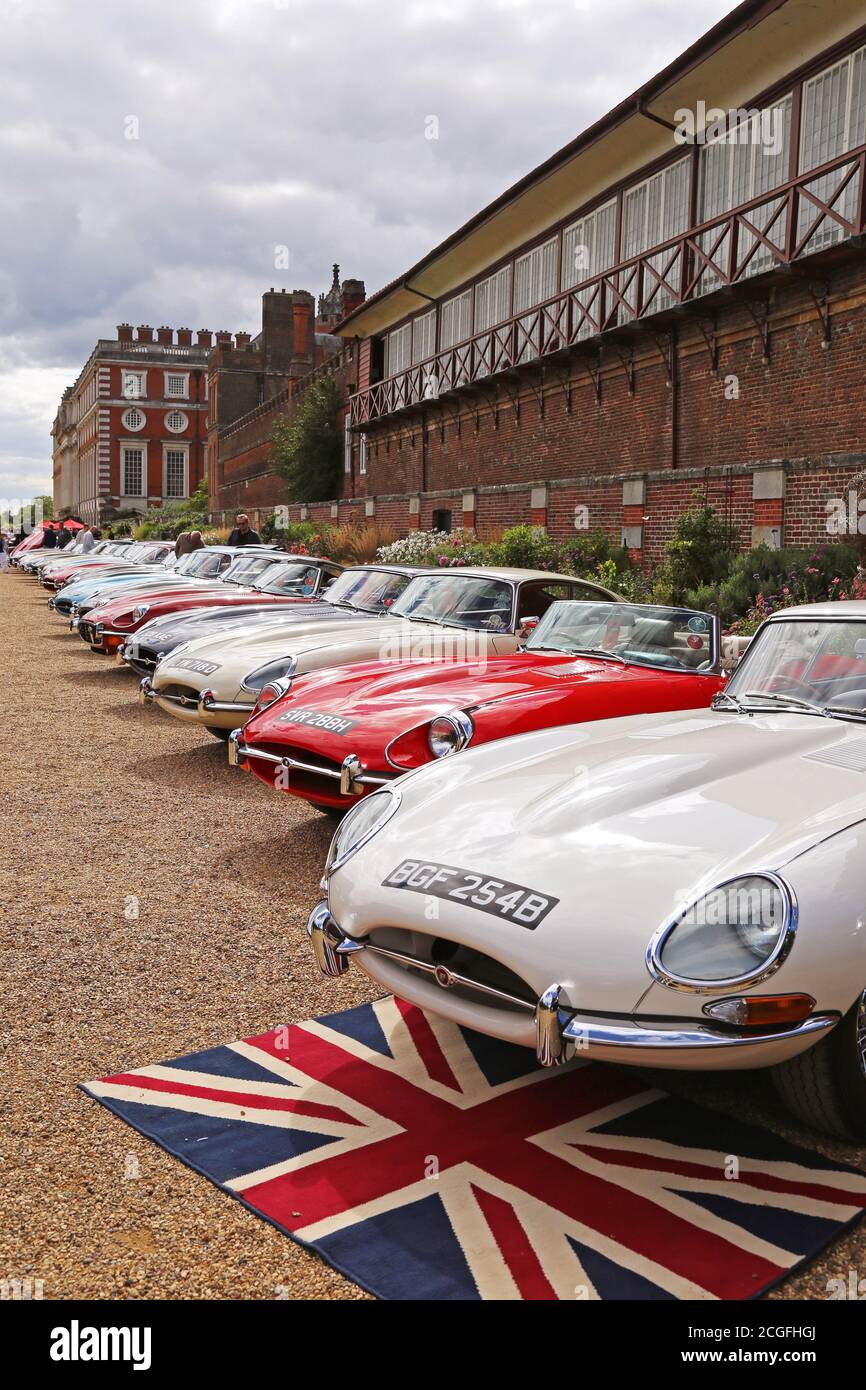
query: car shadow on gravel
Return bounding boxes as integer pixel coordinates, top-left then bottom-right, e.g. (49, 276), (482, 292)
(131, 742), (269, 798)
(54, 664), (131, 680)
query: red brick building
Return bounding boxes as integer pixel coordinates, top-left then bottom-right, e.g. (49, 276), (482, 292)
(52, 326), (214, 523)
(276, 0), (866, 559)
(208, 273), (365, 523)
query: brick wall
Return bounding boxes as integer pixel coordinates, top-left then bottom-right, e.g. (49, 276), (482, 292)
(216, 262), (866, 558)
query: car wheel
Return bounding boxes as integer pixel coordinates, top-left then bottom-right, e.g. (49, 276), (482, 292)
(206, 727), (231, 742)
(772, 988), (866, 1140)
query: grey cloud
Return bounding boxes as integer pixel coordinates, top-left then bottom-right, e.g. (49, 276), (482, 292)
(0, 0), (734, 495)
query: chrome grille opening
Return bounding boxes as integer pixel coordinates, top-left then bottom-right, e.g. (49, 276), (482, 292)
(367, 927), (535, 1014)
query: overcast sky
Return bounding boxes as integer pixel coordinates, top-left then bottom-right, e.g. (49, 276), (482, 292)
(0, 0), (736, 500)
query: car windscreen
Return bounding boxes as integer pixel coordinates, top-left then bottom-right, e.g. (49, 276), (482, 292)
(253, 562), (321, 594)
(319, 567), (413, 612)
(221, 554), (284, 586)
(390, 574), (513, 632)
(524, 601), (717, 671)
(724, 618), (866, 717)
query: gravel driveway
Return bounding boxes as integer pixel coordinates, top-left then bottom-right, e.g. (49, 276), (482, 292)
(1, 576), (863, 1300)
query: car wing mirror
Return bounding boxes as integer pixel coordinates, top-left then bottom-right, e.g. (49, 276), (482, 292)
(517, 615), (540, 641)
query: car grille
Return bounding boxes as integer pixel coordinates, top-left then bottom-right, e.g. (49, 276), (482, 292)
(127, 646), (158, 675)
(364, 927), (536, 1014)
(78, 621), (97, 644)
(156, 683), (203, 709)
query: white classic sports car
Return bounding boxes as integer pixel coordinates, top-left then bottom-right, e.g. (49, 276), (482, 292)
(308, 600), (866, 1139)
(142, 568), (615, 736)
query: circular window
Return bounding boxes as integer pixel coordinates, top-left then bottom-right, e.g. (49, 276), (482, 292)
(122, 407), (145, 431)
(165, 410), (188, 434)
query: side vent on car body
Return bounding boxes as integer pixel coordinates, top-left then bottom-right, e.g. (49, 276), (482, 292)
(804, 742), (866, 773)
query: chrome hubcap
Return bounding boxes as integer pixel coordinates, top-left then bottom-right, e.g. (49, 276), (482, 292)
(857, 989), (866, 1081)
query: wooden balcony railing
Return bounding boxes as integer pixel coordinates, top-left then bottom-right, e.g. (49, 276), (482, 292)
(350, 143), (866, 428)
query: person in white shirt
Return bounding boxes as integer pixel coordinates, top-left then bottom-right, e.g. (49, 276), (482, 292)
(79, 528), (96, 553)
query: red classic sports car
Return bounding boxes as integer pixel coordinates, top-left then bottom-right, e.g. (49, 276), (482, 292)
(230, 599), (728, 812)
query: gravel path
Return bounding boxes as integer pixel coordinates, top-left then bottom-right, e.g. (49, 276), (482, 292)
(1, 575), (863, 1301)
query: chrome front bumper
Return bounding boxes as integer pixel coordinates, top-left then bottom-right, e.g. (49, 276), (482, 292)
(305, 902), (839, 1068)
(140, 679), (250, 719)
(229, 734), (389, 794)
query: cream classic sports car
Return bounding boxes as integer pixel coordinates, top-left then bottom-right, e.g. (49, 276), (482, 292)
(307, 600), (866, 1139)
(142, 568), (616, 737)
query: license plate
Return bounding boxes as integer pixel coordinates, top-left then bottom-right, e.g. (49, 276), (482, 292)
(174, 657), (221, 675)
(382, 859), (558, 929)
(277, 708), (358, 735)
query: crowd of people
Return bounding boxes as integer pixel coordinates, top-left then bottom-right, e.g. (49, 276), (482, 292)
(1, 510), (264, 575)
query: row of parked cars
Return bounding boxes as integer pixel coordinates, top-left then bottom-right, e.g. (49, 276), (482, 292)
(13, 529), (866, 1139)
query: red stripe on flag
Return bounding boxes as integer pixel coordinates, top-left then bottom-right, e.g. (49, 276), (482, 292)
(471, 1184), (558, 1299)
(104, 1072), (362, 1126)
(393, 996), (462, 1092)
(571, 1142), (866, 1210)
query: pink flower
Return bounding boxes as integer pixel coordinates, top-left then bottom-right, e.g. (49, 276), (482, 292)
(438, 556), (448, 566)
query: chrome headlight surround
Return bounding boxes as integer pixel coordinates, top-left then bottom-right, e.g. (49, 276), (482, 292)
(325, 787), (402, 877)
(427, 709), (474, 759)
(646, 871), (798, 996)
(132, 603), (150, 623)
(240, 655), (297, 694)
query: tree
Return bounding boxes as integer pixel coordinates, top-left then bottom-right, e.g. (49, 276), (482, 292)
(271, 376), (342, 503)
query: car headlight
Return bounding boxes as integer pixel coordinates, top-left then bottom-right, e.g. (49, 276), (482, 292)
(325, 788), (402, 875)
(427, 710), (474, 759)
(649, 873), (796, 991)
(131, 604), (150, 623)
(240, 656), (297, 694)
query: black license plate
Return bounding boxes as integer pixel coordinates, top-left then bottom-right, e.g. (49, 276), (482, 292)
(382, 859), (558, 929)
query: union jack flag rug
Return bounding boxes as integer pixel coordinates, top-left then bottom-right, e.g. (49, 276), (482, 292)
(81, 997), (866, 1300)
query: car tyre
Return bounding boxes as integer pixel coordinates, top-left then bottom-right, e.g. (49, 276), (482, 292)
(772, 989), (866, 1140)
(207, 727), (231, 742)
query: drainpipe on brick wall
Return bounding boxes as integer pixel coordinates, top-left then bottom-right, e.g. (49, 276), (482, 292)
(670, 327), (679, 470)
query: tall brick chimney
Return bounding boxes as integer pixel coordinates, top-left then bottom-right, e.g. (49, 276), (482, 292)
(215, 330), (232, 348)
(157, 326), (174, 345)
(341, 279), (366, 317)
(291, 291), (315, 370)
(197, 330), (213, 348)
(117, 323), (134, 344)
(261, 288), (294, 374)
(235, 332), (251, 350)
(137, 325), (154, 342)
(176, 327), (192, 346)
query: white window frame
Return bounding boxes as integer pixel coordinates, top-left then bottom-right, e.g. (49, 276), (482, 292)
(799, 44), (866, 252)
(386, 324), (411, 377)
(121, 444), (146, 497)
(164, 371), (190, 400)
(163, 445), (189, 500)
(122, 370), (146, 401)
(121, 405), (146, 432)
(164, 409), (189, 434)
(474, 264), (511, 333)
(344, 414), (352, 473)
(411, 309), (436, 365)
(359, 433), (367, 476)
(439, 289), (472, 350)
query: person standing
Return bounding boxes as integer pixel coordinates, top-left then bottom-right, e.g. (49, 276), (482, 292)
(227, 513), (261, 546)
(79, 527), (95, 554)
(41, 526), (57, 550)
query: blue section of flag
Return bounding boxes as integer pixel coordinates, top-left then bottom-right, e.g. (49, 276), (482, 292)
(593, 1096), (859, 1174)
(566, 1236), (676, 1300)
(672, 1188), (841, 1256)
(160, 1044), (297, 1087)
(97, 1098), (336, 1185)
(317, 1002), (393, 1058)
(316, 1193), (482, 1301)
(459, 1026), (540, 1087)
